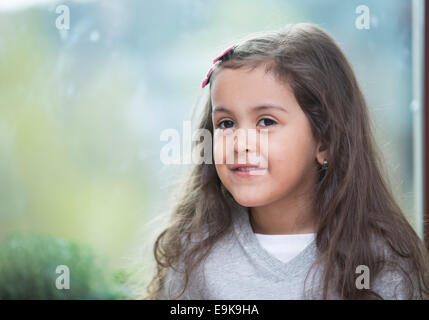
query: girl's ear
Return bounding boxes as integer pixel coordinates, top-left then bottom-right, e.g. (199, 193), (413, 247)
(315, 141), (328, 166)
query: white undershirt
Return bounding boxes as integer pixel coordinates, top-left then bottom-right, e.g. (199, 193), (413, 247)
(254, 232), (316, 264)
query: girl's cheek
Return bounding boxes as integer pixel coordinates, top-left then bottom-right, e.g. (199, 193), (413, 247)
(265, 132), (288, 160)
(213, 138), (223, 165)
(268, 138), (313, 175)
(255, 129), (270, 168)
(213, 129), (235, 165)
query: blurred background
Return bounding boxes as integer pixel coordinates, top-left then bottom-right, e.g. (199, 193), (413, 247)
(0, 0), (426, 299)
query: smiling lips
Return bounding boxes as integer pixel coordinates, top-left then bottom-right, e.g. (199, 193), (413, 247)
(230, 163), (266, 170)
(230, 164), (267, 177)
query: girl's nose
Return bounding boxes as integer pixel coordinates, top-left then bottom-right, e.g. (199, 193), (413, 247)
(233, 128), (257, 154)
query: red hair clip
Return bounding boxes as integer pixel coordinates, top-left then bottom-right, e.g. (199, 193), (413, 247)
(201, 44), (237, 88)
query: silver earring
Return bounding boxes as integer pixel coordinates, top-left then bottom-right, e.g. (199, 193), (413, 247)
(322, 159), (328, 170)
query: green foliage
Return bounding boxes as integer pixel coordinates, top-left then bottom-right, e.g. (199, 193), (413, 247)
(0, 233), (132, 299)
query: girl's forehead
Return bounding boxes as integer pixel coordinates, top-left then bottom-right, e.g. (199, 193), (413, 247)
(211, 66), (296, 111)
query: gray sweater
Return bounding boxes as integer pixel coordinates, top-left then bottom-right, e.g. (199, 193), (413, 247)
(159, 205), (421, 300)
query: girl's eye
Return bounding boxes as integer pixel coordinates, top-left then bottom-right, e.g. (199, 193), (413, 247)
(217, 119), (235, 129)
(258, 118), (277, 127)
(216, 118), (277, 129)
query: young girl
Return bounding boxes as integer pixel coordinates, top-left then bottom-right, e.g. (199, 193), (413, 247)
(143, 23), (429, 299)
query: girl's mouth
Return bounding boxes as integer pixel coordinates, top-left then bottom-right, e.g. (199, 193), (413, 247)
(233, 167), (267, 177)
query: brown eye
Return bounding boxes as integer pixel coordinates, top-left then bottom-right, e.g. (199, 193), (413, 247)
(218, 120), (235, 129)
(258, 118), (276, 127)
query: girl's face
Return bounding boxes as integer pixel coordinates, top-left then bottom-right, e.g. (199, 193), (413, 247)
(211, 64), (326, 207)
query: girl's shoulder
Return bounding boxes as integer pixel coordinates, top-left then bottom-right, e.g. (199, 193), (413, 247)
(157, 230), (230, 300)
(370, 235), (422, 299)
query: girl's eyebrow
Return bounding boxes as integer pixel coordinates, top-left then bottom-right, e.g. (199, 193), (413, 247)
(212, 104), (288, 115)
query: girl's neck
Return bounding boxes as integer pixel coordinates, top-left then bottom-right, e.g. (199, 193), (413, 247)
(249, 195), (317, 235)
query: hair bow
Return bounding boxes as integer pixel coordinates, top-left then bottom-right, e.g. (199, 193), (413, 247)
(201, 44), (237, 88)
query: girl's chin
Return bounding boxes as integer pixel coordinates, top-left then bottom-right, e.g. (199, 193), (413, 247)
(232, 194), (268, 208)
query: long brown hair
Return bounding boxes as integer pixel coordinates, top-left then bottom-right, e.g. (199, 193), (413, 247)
(142, 23), (429, 300)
